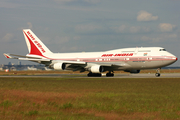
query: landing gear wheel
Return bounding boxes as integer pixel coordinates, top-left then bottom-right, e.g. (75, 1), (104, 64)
(87, 72), (102, 77)
(155, 73), (160, 77)
(106, 71), (114, 77)
(87, 72), (92, 77)
(155, 68), (161, 77)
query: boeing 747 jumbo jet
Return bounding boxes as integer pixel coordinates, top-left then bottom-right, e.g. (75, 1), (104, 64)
(4, 29), (178, 77)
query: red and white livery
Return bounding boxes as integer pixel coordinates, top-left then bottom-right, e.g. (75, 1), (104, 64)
(4, 29), (178, 77)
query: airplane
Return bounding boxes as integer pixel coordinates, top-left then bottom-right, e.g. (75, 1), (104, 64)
(4, 29), (178, 77)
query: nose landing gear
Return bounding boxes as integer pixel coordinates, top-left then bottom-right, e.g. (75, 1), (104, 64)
(155, 68), (161, 77)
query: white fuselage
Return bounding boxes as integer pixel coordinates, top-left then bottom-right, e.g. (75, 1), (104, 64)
(28, 47), (177, 71)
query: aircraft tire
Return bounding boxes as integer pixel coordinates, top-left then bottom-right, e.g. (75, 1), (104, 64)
(106, 73), (114, 77)
(87, 73), (102, 77)
(155, 73), (160, 77)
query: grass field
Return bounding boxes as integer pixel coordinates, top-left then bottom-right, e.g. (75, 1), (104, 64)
(0, 77), (180, 120)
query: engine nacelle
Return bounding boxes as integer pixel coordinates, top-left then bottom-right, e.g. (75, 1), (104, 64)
(90, 65), (104, 73)
(53, 63), (66, 70)
(124, 70), (140, 74)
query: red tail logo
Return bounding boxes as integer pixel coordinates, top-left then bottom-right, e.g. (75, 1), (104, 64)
(26, 31), (46, 53)
(27, 31), (35, 40)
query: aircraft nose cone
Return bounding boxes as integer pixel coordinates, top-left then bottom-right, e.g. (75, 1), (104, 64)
(172, 56), (178, 63)
(170, 56), (178, 64)
(173, 56), (178, 61)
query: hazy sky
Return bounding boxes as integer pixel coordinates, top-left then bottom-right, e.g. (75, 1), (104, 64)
(0, 0), (180, 66)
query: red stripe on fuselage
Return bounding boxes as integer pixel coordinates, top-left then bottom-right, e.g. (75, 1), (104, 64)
(55, 57), (175, 62)
(28, 54), (175, 63)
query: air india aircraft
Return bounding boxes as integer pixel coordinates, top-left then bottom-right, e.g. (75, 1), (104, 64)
(4, 29), (178, 77)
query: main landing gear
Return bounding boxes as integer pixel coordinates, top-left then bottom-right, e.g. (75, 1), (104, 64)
(87, 72), (102, 77)
(87, 71), (114, 77)
(155, 68), (161, 77)
(106, 71), (114, 77)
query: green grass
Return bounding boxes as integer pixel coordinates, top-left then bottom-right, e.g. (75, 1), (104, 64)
(0, 77), (180, 119)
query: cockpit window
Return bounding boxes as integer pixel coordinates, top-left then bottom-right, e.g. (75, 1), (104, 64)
(159, 49), (166, 51)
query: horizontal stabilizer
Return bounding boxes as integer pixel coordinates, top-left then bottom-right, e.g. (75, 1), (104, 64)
(18, 58), (51, 61)
(3, 53), (50, 62)
(3, 53), (17, 59)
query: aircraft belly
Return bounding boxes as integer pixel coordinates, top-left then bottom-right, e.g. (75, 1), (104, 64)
(65, 59), (176, 72)
(126, 60), (175, 69)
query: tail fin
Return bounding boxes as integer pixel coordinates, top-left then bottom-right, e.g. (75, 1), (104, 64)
(23, 29), (52, 56)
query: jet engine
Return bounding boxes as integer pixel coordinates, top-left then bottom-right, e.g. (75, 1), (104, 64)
(90, 65), (104, 73)
(52, 63), (66, 70)
(124, 70), (140, 74)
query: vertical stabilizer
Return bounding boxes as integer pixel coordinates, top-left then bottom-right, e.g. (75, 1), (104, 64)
(23, 29), (52, 56)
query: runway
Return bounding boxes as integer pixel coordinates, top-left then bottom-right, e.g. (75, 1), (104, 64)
(0, 73), (180, 78)
(113, 73), (180, 78)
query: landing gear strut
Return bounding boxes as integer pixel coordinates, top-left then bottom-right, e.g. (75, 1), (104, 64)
(155, 68), (161, 77)
(106, 71), (114, 77)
